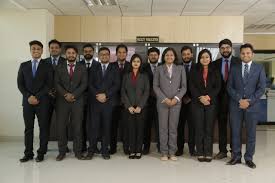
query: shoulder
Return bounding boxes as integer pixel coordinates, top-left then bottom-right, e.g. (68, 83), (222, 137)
(20, 60), (31, 67)
(231, 56), (241, 63)
(214, 58), (222, 64)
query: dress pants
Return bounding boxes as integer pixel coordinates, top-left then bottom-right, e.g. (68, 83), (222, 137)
(110, 105), (124, 151)
(230, 109), (258, 161)
(157, 103), (181, 155)
(23, 97), (50, 157)
(56, 99), (83, 155)
(193, 103), (216, 157)
(126, 108), (146, 153)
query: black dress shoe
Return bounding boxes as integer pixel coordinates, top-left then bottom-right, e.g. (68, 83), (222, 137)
(129, 153), (135, 159)
(226, 158), (242, 165)
(75, 154), (86, 160)
(85, 152), (94, 160)
(135, 153), (142, 159)
(102, 154), (110, 160)
(175, 150), (183, 156)
(56, 154), (66, 161)
(205, 157), (212, 162)
(214, 152), (227, 160)
(20, 156), (33, 163)
(245, 160), (256, 169)
(198, 156), (205, 162)
(35, 155), (44, 162)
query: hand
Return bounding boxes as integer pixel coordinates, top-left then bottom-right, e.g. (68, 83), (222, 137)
(170, 98), (178, 106)
(239, 99), (250, 109)
(128, 107), (135, 114)
(164, 98), (172, 106)
(28, 95), (39, 105)
(49, 88), (56, 98)
(134, 107), (141, 114)
(64, 93), (75, 103)
(96, 93), (107, 103)
(199, 96), (210, 106)
(182, 96), (191, 104)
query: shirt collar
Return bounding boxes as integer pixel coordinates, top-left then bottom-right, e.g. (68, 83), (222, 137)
(31, 58), (41, 63)
(67, 60), (76, 65)
(166, 64), (173, 70)
(222, 55), (232, 62)
(101, 62), (109, 68)
(85, 59), (93, 64)
(51, 55), (60, 61)
(242, 60), (253, 67)
(150, 61), (158, 67)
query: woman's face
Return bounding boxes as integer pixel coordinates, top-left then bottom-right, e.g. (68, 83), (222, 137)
(132, 57), (141, 70)
(200, 52), (211, 66)
(164, 50), (175, 64)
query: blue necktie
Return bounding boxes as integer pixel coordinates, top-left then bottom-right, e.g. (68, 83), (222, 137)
(243, 64), (249, 82)
(52, 58), (57, 66)
(32, 60), (38, 77)
(102, 64), (106, 77)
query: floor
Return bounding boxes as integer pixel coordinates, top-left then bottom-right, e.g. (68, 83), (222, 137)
(0, 129), (274, 183)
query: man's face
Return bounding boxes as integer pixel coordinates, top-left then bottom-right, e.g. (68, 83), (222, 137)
(83, 47), (94, 60)
(65, 48), (77, 63)
(148, 52), (159, 64)
(99, 50), (110, 64)
(30, 44), (43, 59)
(240, 48), (254, 63)
(49, 43), (61, 57)
(220, 44), (232, 58)
(182, 49), (193, 63)
(116, 48), (127, 62)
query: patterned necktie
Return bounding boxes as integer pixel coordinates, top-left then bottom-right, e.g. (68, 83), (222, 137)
(152, 65), (157, 74)
(102, 64), (106, 77)
(69, 64), (75, 79)
(243, 63), (249, 81)
(53, 58), (57, 66)
(32, 60), (38, 77)
(119, 63), (124, 72)
(224, 59), (229, 82)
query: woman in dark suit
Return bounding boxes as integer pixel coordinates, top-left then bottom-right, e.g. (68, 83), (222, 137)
(121, 54), (150, 159)
(189, 49), (221, 162)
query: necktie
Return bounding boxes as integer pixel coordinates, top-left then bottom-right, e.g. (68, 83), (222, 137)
(184, 64), (189, 74)
(119, 63), (124, 71)
(69, 64), (75, 79)
(152, 65), (157, 74)
(86, 62), (90, 68)
(32, 60), (38, 77)
(53, 58), (57, 66)
(224, 59), (229, 82)
(243, 64), (249, 81)
(102, 64), (106, 77)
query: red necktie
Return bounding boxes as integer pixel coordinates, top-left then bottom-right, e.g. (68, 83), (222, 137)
(224, 60), (229, 82)
(69, 64), (75, 79)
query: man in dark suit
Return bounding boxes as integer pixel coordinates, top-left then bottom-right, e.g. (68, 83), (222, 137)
(213, 39), (241, 160)
(79, 43), (99, 153)
(176, 46), (196, 156)
(87, 47), (120, 160)
(17, 40), (53, 162)
(227, 43), (266, 169)
(44, 39), (70, 152)
(143, 47), (160, 155)
(55, 45), (87, 161)
(110, 44), (131, 155)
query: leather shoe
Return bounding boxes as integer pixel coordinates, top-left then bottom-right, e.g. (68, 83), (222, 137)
(35, 155), (44, 162)
(226, 158), (242, 165)
(175, 150), (183, 156)
(75, 154), (86, 160)
(214, 152), (227, 160)
(19, 156), (33, 163)
(56, 154), (66, 161)
(102, 154), (110, 160)
(85, 152), (94, 160)
(245, 160), (256, 169)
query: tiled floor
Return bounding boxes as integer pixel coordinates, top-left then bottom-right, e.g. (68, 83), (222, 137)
(0, 129), (274, 183)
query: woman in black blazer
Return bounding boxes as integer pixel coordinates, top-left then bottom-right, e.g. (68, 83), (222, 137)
(121, 54), (150, 159)
(189, 49), (221, 162)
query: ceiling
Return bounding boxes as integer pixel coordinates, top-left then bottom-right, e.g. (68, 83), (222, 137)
(1, 0), (275, 33)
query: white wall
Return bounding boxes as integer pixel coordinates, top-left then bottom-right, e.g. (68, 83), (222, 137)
(0, 9), (54, 138)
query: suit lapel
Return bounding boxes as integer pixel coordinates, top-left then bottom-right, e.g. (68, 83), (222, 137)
(71, 63), (80, 82)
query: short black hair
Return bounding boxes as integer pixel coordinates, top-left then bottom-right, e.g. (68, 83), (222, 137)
(83, 43), (94, 51)
(129, 54), (144, 72)
(65, 45), (78, 53)
(219, 39), (232, 48)
(116, 44), (128, 53)
(48, 39), (61, 48)
(147, 47), (160, 55)
(99, 47), (110, 54)
(198, 49), (212, 63)
(240, 43), (254, 53)
(29, 40), (43, 48)
(161, 47), (178, 64)
(181, 46), (193, 54)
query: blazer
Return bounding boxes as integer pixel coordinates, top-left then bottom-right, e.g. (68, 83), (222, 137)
(189, 63), (221, 105)
(227, 61), (266, 113)
(44, 56), (66, 70)
(121, 72), (150, 109)
(79, 59), (99, 74)
(153, 63), (187, 105)
(54, 61), (88, 101)
(89, 63), (121, 106)
(143, 63), (156, 98)
(180, 62), (196, 99)
(17, 59), (53, 106)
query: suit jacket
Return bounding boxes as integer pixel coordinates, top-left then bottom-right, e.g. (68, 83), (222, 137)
(79, 59), (99, 74)
(17, 59), (53, 106)
(121, 72), (150, 109)
(54, 61), (88, 102)
(44, 56), (66, 70)
(144, 63), (156, 99)
(213, 56), (241, 99)
(189, 63), (221, 105)
(227, 62), (266, 113)
(153, 63), (187, 105)
(89, 63), (120, 106)
(180, 62), (196, 100)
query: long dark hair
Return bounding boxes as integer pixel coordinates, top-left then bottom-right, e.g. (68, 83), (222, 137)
(161, 47), (178, 65)
(129, 53), (144, 73)
(197, 49), (213, 69)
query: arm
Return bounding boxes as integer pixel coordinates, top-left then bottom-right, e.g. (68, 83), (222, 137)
(153, 67), (167, 101)
(174, 66), (187, 101)
(227, 66), (242, 103)
(35, 64), (54, 100)
(88, 67), (100, 97)
(121, 75), (132, 109)
(188, 67), (202, 102)
(137, 74), (150, 109)
(208, 70), (222, 101)
(72, 67), (88, 99)
(55, 66), (67, 96)
(17, 63), (31, 98)
(105, 68), (121, 99)
(248, 65), (266, 106)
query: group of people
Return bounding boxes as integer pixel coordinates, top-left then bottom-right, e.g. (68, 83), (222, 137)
(17, 38), (266, 169)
